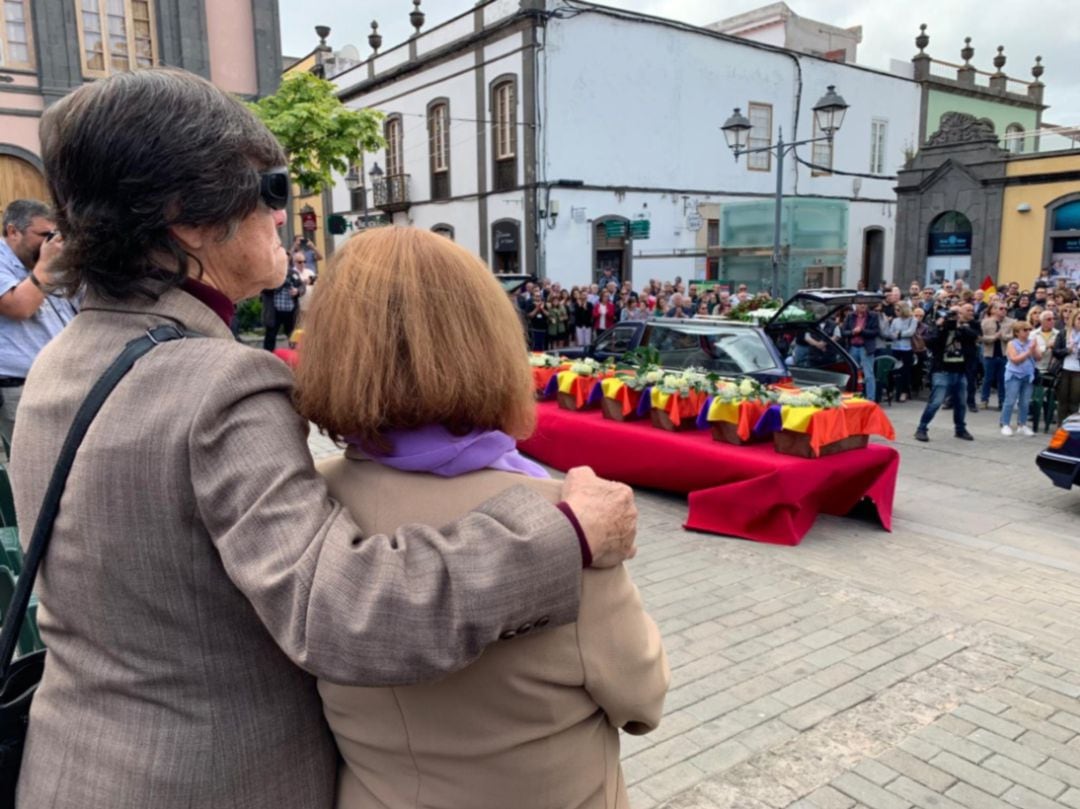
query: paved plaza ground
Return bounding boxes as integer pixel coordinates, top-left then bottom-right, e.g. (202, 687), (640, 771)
(308, 401), (1080, 809)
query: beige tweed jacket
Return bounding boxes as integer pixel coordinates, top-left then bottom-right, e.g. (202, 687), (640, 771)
(9, 286), (581, 809)
(317, 453), (669, 809)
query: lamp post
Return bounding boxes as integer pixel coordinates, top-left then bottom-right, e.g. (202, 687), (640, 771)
(721, 85), (849, 298)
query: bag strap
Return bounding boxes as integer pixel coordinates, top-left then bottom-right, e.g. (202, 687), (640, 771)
(0, 324), (197, 676)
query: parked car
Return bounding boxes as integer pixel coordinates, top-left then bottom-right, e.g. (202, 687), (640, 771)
(760, 289), (885, 392)
(1036, 415), (1080, 489)
(555, 289), (882, 392)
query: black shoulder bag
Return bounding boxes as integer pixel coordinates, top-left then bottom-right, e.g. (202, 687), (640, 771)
(0, 324), (195, 804)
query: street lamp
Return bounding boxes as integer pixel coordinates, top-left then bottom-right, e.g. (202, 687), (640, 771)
(721, 86), (849, 297)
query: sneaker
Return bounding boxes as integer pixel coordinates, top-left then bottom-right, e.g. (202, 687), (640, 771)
(980, 400), (989, 409)
(956, 431), (975, 441)
(1019, 425), (1035, 437)
(968, 403), (979, 413)
(1001, 425), (1014, 436)
(914, 429), (929, 442)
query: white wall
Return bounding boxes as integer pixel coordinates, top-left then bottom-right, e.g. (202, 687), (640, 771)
(847, 200), (898, 287)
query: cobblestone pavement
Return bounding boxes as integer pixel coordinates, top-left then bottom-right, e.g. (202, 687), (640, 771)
(308, 401), (1080, 809)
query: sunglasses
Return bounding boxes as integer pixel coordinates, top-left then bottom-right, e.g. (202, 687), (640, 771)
(259, 167), (290, 210)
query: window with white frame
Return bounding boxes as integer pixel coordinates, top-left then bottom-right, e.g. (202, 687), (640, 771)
(428, 101), (450, 200)
(0, 0), (34, 69)
(1006, 123), (1025, 154)
(75, 0), (156, 77)
(747, 103), (772, 171)
(429, 102), (449, 172)
(870, 119), (887, 174)
(385, 116), (403, 177)
(493, 80), (516, 160)
(811, 116), (834, 176)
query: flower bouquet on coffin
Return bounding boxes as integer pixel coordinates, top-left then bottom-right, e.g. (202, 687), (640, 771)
(550, 358), (611, 411)
(700, 376), (776, 445)
(529, 352), (570, 398)
(764, 386), (889, 458)
(600, 366), (663, 422)
(649, 369), (711, 431)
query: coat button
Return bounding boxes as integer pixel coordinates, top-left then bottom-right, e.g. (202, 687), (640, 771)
(499, 629), (516, 640)
(535, 616), (550, 628)
(516, 622), (532, 635)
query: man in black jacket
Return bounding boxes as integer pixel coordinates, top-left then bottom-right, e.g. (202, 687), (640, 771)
(915, 303), (979, 442)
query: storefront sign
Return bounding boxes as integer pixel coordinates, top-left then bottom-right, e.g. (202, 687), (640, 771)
(927, 232), (971, 256)
(300, 210), (318, 232)
(493, 221), (519, 253)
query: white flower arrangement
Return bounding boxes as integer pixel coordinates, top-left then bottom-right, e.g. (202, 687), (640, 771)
(658, 368), (711, 397)
(529, 353), (561, 368)
(568, 358), (603, 377)
(775, 385), (843, 409)
(622, 365), (665, 391)
(712, 376), (772, 404)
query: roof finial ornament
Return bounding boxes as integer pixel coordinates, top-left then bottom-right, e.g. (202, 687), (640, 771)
(915, 24), (929, 55)
(993, 45), (1006, 74)
(368, 20), (382, 54)
(1031, 55), (1044, 81)
(410, 0), (425, 36)
(961, 37), (974, 67)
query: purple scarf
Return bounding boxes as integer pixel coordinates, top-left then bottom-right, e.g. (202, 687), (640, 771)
(347, 425), (549, 479)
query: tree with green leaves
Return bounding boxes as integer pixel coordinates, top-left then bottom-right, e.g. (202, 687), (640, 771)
(249, 71), (383, 193)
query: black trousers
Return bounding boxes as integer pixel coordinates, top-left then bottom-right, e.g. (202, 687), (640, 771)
(263, 308), (297, 351)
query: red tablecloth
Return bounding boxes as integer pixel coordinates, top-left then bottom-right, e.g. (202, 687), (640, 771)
(518, 401), (898, 546)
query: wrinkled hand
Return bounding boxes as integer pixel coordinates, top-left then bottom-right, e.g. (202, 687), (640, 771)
(561, 466), (637, 568)
(35, 233), (64, 282)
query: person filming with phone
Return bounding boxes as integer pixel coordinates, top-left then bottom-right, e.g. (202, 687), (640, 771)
(0, 199), (76, 454)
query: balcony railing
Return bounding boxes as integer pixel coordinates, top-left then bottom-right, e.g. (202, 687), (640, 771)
(372, 174), (411, 213)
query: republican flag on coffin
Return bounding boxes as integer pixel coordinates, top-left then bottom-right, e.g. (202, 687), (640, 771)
(979, 275), (997, 297)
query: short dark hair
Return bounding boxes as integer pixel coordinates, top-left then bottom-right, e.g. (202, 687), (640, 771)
(2, 199), (52, 234)
(41, 68), (285, 300)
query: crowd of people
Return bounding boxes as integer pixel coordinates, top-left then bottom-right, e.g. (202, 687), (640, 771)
(515, 272), (1080, 438)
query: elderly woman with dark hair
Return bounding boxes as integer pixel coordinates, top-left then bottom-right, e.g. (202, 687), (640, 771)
(11, 68), (637, 809)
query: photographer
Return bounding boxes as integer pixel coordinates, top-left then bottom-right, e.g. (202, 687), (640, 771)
(914, 303), (979, 442)
(292, 233), (323, 278)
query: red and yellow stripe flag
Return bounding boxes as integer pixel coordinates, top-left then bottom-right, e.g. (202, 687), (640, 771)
(979, 275), (997, 297)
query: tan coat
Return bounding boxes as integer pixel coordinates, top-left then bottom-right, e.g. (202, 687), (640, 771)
(981, 315), (1015, 358)
(317, 452), (670, 809)
(10, 287), (582, 809)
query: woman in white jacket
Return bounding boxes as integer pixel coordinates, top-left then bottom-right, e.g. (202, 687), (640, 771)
(890, 302), (919, 402)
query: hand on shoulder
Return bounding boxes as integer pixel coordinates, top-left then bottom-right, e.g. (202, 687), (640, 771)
(561, 467), (637, 568)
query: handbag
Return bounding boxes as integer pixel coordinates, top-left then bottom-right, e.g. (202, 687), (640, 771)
(0, 324), (195, 804)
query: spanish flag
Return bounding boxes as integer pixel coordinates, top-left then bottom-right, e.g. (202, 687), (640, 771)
(979, 275), (997, 297)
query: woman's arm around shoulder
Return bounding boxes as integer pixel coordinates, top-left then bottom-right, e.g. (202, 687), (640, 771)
(187, 347), (583, 686)
(577, 564), (669, 735)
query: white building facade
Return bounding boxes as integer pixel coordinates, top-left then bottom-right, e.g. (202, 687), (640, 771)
(329, 0), (920, 294)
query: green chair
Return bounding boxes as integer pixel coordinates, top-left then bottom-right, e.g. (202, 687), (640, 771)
(1032, 375), (1058, 433)
(0, 526), (21, 576)
(0, 464), (16, 528)
(873, 355), (898, 406)
(0, 565), (42, 656)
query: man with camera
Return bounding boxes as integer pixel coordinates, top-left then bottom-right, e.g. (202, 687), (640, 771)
(0, 199), (76, 453)
(292, 234), (323, 277)
(915, 302), (979, 442)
